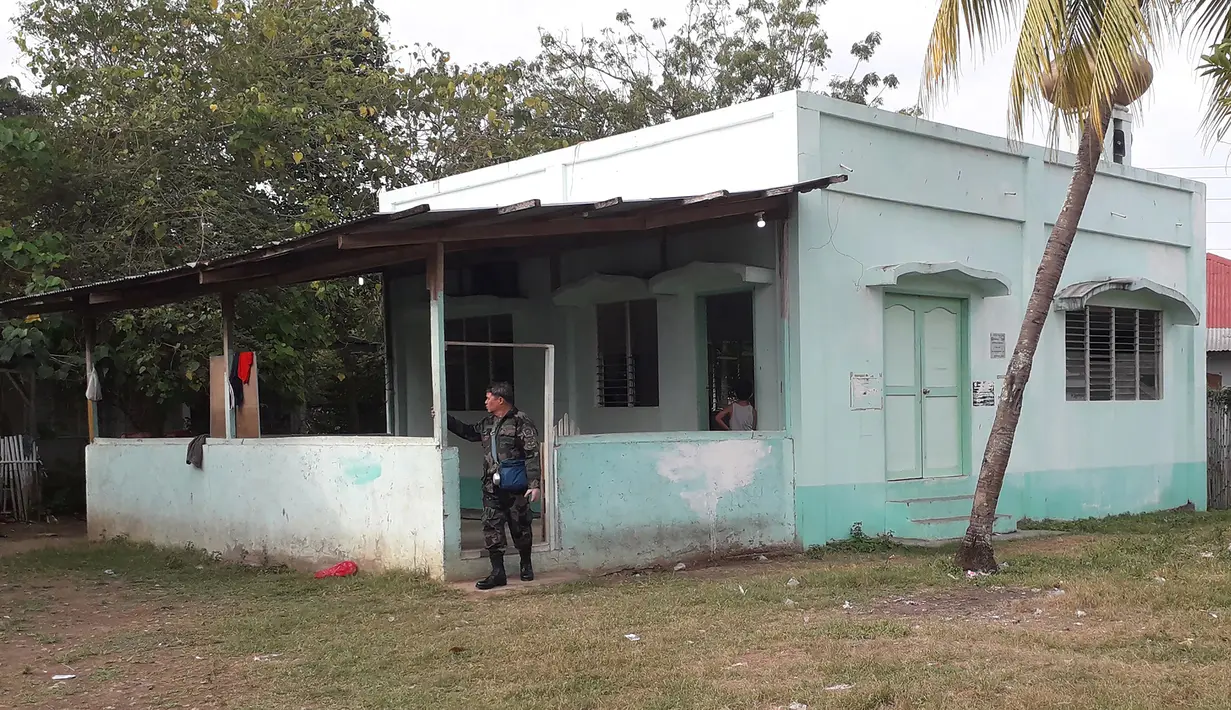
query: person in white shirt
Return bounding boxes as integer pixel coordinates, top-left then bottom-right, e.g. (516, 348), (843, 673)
(714, 379), (757, 431)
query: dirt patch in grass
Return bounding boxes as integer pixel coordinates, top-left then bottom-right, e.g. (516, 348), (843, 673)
(995, 532), (1099, 556)
(0, 520), (87, 558)
(650, 529), (1099, 582)
(0, 576), (261, 710)
(859, 584), (1044, 621)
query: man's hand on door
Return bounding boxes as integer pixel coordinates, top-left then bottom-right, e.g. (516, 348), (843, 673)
(525, 487), (540, 503)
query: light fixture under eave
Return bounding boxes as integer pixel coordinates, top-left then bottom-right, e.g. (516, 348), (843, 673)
(756, 212), (766, 229)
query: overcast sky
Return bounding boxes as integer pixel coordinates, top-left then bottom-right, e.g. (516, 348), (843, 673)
(3, 0), (1230, 251)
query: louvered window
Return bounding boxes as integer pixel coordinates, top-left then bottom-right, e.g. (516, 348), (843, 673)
(595, 299), (659, 407)
(1065, 306), (1161, 401)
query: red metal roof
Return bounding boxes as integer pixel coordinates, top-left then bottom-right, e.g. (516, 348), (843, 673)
(1209, 253), (1231, 328)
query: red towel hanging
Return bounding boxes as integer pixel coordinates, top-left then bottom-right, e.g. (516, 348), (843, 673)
(237, 351), (255, 384)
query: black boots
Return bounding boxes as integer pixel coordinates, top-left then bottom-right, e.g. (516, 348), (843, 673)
(474, 550), (533, 590)
(519, 548), (534, 582)
(475, 553), (507, 590)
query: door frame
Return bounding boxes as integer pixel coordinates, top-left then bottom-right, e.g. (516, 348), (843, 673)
(881, 291), (971, 481)
(446, 340), (557, 556)
(696, 287), (760, 431)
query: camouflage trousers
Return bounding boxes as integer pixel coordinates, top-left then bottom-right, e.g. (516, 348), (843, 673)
(482, 489), (534, 554)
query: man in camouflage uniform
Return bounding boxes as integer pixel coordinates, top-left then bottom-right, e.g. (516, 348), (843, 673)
(446, 381), (541, 590)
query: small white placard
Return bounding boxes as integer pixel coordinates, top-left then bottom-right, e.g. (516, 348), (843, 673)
(850, 373), (883, 410)
(990, 333), (1006, 359)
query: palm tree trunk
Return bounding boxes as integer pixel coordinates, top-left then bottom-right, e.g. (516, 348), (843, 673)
(955, 112), (1112, 572)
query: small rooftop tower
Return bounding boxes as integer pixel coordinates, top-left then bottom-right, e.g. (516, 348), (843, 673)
(1105, 106), (1133, 166)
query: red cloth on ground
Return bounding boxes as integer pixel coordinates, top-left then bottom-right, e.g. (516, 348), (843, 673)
(315, 561), (358, 578)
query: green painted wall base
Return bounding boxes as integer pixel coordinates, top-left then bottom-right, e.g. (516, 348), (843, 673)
(796, 462), (1207, 545)
(460, 477), (482, 510)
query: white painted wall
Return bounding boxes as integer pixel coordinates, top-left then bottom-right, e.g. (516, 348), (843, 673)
(379, 92), (802, 212)
(86, 438), (446, 577)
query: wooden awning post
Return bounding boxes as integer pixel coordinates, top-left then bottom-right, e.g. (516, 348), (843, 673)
(220, 293), (236, 439)
(427, 242), (446, 445)
(83, 316), (99, 443)
(382, 273), (396, 435)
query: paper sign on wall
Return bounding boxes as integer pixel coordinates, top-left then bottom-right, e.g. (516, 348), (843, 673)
(972, 380), (995, 407)
(990, 333), (1006, 359)
(850, 373), (883, 410)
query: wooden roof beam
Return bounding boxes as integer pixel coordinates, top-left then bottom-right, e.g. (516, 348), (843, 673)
(337, 195), (790, 251)
(337, 214), (648, 250)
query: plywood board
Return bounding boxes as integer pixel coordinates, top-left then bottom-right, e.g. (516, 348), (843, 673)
(209, 354), (261, 438)
(209, 356), (226, 438)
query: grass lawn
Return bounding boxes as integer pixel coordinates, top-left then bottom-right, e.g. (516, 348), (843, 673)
(5, 511), (1231, 709)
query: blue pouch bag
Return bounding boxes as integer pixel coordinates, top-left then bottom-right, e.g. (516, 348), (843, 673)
(498, 459), (528, 491)
(491, 421), (529, 492)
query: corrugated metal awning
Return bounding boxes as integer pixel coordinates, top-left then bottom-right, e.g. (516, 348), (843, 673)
(0, 175), (847, 316)
(1053, 277), (1200, 326)
(1209, 328), (1231, 352)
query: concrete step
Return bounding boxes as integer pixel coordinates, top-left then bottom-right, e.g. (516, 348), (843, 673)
(890, 513), (1017, 541)
(886, 494), (976, 521)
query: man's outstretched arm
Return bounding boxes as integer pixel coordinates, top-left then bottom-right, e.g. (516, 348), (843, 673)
(447, 414), (483, 442)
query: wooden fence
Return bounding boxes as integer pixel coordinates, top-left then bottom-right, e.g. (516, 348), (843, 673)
(1209, 391), (1231, 510)
(0, 435), (43, 522)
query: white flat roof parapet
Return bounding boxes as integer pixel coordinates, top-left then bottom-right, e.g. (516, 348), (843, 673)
(379, 92), (801, 213)
(379, 89), (1202, 219)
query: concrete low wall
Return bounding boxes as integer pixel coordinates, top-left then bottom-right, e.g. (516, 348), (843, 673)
(554, 432), (796, 570)
(85, 437), (447, 577)
(795, 461), (1206, 545)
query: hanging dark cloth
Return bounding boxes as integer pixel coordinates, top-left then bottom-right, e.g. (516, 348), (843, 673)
(186, 434), (207, 469)
(229, 351), (245, 408)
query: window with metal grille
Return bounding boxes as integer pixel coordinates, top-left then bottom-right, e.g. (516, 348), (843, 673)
(1064, 306), (1161, 401)
(444, 314), (515, 411)
(596, 299), (659, 407)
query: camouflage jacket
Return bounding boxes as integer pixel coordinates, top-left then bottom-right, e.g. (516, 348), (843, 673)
(447, 409), (541, 493)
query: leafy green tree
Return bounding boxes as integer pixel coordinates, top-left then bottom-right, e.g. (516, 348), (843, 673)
(0, 76), (77, 385)
(10, 0), (420, 431)
(16, 0), (416, 272)
(526, 0), (905, 145)
(826, 31), (900, 108)
(399, 48), (569, 181)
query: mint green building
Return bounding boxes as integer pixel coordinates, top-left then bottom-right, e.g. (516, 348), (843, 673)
(10, 91), (1205, 578)
(380, 90), (1206, 563)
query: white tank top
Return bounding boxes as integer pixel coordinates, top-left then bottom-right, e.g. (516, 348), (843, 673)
(730, 402), (756, 431)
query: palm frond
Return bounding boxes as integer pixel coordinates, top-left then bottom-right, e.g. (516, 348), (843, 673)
(920, 0), (1025, 115)
(1078, 0), (1154, 138)
(1187, 0), (1231, 144)
(924, 0), (1167, 146)
(1198, 39), (1231, 144)
(1006, 0), (1065, 142)
(1189, 0), (1231, 43)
